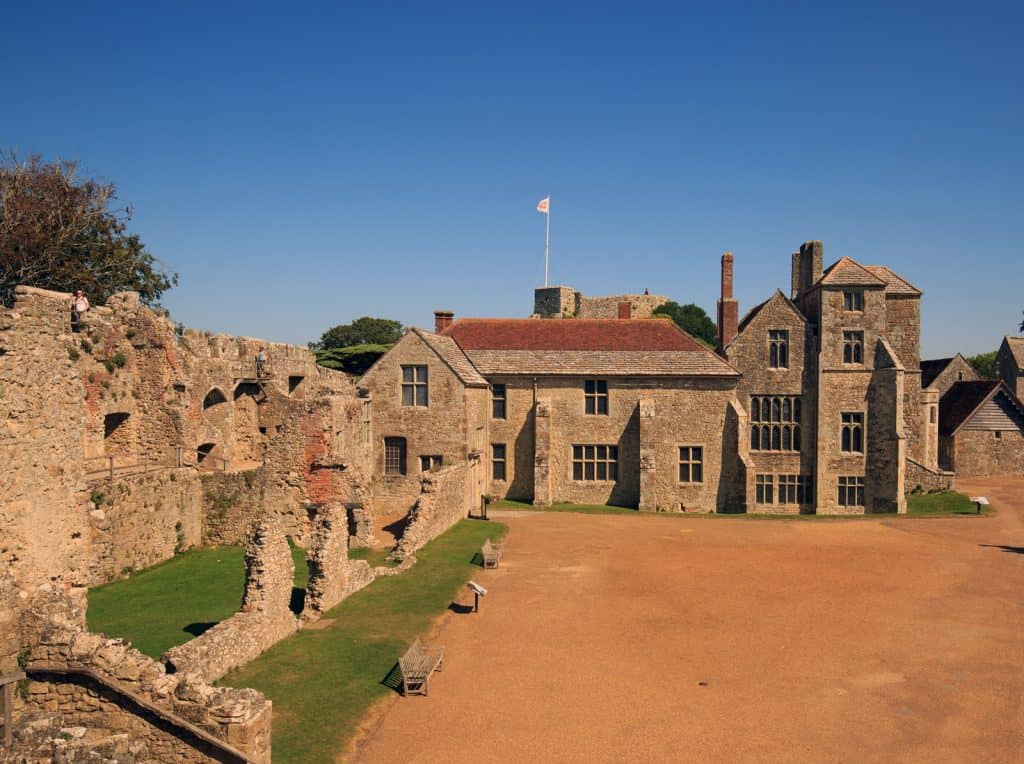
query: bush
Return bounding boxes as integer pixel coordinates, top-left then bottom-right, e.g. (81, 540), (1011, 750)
(68, 348), (80, 361)
(80, 339), (92, 353)
(112, 352), (127, 368)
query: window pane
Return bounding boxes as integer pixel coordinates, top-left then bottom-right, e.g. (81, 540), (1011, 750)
(402, 387), (413, 406)
(770, 344), (778, 367)
(573, 462), (583, 480)
(493, 444), (505, 459)
(585, 397), (595, 415)
(584, 462), (595, 480)
(751, 398), (760, 421)
(597, 380), (607, 394)
(693, 464), (702, 483)
(585, 445), (594, 460)
(402, 366), (413, 382)
(609, 462), (617, 481)
(609, 446), (618, 460)
(597, 397), (608, 415)
(416, 386), (427, 406)
(596, 445), (606, 460)
(596, 462), (607, 480)
(585, 380), (595, 394)
(751, 427), (759, 450)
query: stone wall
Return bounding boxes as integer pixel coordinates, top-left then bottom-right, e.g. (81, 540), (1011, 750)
(906, 458), (955, 493)
(87, 469), (203, 584)
(163, 517), (299, 683)
(926, 354), (978, 397)
(947, 430), (1024, 477)
(0, 285), (367, 589)
(532, 286), (668, 319)
(302, 503), (375, 621)
(393, 462), (473, 560)
(200, 469), (264, 546)
(11, 583), (270, 763)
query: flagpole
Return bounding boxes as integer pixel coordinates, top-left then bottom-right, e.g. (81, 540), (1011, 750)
(544, 195), (551, 287)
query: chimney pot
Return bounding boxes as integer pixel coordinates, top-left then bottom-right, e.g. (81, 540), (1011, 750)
(434, 310), (454, 334)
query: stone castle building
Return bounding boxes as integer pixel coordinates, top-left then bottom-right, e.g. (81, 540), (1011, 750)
(362, 240), (1024, 516)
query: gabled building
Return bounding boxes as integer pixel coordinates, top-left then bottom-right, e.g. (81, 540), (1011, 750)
(360, 240), (974, 517)
(938, 380), (1024, 476)
(920, 354), (979, 398)
(997, 336), (1024, 401)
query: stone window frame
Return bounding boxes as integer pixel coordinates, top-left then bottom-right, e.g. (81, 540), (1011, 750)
(838, 475), (865, 506)
(571, 444), (618, 481)
(384, 437), (407, 475)
(778, 474), (813, 504)
(401, 365), (428, 407)
(840, 411), (865, 453)
(584, 379), (609, 416)
(842, 330), (864, 365)
(491, 384), (507, 419)
(843, 290), (864, 312)
(755, 474), (774, 504)
(768, 330), (789, 369)
(419, 454), (443, 473)
(750, 395), (801, 452)
(491, 443), (507, 481)
(678, 445), (703, 484)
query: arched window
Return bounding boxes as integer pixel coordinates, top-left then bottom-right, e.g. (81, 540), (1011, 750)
(751, 426), (760, 450)
(203, 388), (227, 409)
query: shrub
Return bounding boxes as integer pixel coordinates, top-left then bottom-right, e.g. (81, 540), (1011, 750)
(80, 339), (92, 353)
(103, 359), (115, 373)
(125, 329), (136, 339)
(90, 492), (105, 508)
(112, 352), (127, 368)
(68, 348), (80, 361)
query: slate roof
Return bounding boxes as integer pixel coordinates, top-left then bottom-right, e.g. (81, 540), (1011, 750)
(920, 357), (955, 389)
(814, 256), (887, 288)
(938, 380), (1000, 436)
(442, 318), (738, 377)
(863, 265), (922, 296)
(1004, 336), (1024, 368)
(411, 328), (489, 387)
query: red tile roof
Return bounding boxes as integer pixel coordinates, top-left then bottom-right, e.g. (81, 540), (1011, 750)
(442, 318), (703, 351)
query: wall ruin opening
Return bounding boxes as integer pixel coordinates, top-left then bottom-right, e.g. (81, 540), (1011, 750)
(202, 388), (227, 409)
(103, 412), (132, 457)
(196, 442), (217, 466)
(288, 375), (305, 395)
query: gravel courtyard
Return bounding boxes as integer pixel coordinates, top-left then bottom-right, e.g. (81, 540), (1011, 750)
(355, 477), (1024, 763)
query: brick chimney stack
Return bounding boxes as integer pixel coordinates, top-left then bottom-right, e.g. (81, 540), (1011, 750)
(617, 301), (632, 319)
(717, 252), (738, 352)
(434, 310), (454, 334)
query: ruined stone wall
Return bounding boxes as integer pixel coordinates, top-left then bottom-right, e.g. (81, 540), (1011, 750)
(87, 469), (203, 584)
(947, 430), (1024, 477)
(163, 517), (299, 683)
(199, 469), (264, 546)
(302, 504), (375, 620)
(0, 285), (367, 588)
(12, 583), (270, 763)
(393, 462), (473, 560)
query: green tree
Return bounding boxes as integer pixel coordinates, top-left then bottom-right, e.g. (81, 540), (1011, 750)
(651, 301), (718, 347)
(313, 316), (404, 350)
(0, 154), (176, 307)
(966, 351), (998, 379)
(314, 344), (390, 376)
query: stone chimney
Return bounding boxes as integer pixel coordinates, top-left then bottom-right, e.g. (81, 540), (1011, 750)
(791, 240), (824, 307)
(434, 310), (454, 334)
(717, 252), (739, 352)
(618, 301), (632, 319)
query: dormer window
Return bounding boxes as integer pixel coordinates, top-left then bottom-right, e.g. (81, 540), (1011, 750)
(843, 290), (864, 311)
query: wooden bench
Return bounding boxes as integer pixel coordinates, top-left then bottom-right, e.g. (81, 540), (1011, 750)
(398, 637), (444, 696)
(482, 538), (504, 568)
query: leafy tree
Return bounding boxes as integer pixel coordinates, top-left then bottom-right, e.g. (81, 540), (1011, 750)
(314, 344), (390, 375)
(313, 316), (404, 350)
(0, 154), (176, 307)
(651, 301), (717, 347)
(965, 351), (998, 379)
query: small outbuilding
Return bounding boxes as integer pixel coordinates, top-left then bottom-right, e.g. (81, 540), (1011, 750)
(939, 380), (1024, 477)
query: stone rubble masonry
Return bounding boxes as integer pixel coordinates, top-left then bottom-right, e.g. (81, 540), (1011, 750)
(905, 457), (955, 493)
(533, 285), (669, 319)
(10, 580), (271, 763)
(302, 503), (375, 621)
(393, 462), (474, 561)
(163, 516), (299, 683)
(0, 284), (368, 590)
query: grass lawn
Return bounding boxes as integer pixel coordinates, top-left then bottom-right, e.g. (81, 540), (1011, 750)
(907, 490), (987, 516)
(493, 499), (638, 515)
(222, 519), (507, 764)
(87, 545), (309, 659)
(346, 546), (400, 568)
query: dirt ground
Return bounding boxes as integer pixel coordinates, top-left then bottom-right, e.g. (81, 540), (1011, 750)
(355, 477), (1024, 763)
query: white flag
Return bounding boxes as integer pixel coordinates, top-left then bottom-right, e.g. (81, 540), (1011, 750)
(536, 197), (550, 214)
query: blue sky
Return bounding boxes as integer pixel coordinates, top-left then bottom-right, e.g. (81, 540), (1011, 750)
(5, 1), (1022, 357)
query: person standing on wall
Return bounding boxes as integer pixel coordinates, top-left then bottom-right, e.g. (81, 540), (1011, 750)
(256, 347), (267, 377)
(71, 290), (90, 325)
